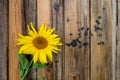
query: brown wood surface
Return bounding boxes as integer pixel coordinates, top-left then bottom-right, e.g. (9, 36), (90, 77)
(0, 0), (118, 80)
(52, 0), (64, 80)
(0, 0), (8, 80)
(9, 0), (23, 80)
(91, 0), (113, 80)
(112, 0), (117, 80)
(23, 0), (37, 79)
(37, 0), (52, 80)
(117, 0), (120, 80)
(64, 0), (90, 80)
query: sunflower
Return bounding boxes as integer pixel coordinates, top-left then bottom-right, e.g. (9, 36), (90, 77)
(17, 22), (62, 64)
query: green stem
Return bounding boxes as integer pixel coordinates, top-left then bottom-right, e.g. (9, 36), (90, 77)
(21, 59), (33, 80)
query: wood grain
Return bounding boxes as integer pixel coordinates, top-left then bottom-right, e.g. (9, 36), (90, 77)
(0, 0), (8, 80)
(23, 0), (37, 79)
(64, 0), (90, 80)
(91, 0), (113, 80)
(117, 0), (120, 80)
(112, 0), (117, 80)
(9, 0), (23, 80)
(52, 0), (64, 80)
(0, 0), (118, 80)
(37, 0), (52, 80)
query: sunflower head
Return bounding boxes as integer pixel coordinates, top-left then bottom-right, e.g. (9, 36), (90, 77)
(17, 22), (62, 64)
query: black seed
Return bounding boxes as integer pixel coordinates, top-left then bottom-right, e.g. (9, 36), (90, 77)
(65, 43), (71, 46)
(78, 33), (81, 38)
(98, 33), (102, 37)
(97, 22), (100, 24)
(78, 33), (81, 36)
(55, 60), (59, 63)
(90, 32), (93, 36)
(83, 42), (88, 46)
(96, 20), (100, 24)
(67, 18), (69, 22)
(98, 42), (101, 45)
(96, 20), (99, 23)
(87, 28), (89, 31)
(81, 27), (84, 30)
(69, 33), (73, 36)
(71, 39), (77, 47)
(78, 36), (81, 38)
(101, 42), (105, 45)
(79, 44), (82, 48)
(94, 25), (97, 31)
(103, 8), (105, 10)
(84, 31), (88, 36)
(98, 16), (101, 19)
(98, 41), (104, 45)
(94, 25), (102, 31)
(76, 38), (81, 43)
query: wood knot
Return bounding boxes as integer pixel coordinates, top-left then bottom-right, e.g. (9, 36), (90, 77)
(73, 73), (80, 80)
(54, 3), (60, 12)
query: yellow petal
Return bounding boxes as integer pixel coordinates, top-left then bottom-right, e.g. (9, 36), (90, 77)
(33, 52), (39, 63)
(48, 28), (55, 34)
(50, 45), (60, 51)
(23, 47), (35, 54)
(39, 50), (47, 64)
(18, 34), (25, 38)
(47, 45), (60, 54)
(39, 24), (45, 35)
(17, 38), (32, 44)
(30, 22), (38, 35)
(45, 48), (53, 61)
(19, 44), (32, 53)
(45, 28), (55, 37)
(47, 34), (58, 39)
(57, 43), (63, 45)
(27, 25), (37, 37)
(48, 38), (60, 41)
(41, 24), (47, 36)
(52, 49), (59, 53)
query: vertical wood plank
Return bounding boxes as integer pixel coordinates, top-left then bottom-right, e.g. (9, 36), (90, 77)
(64, 0), (90, 80)
(0, 0), (8, 80)
(52, 0), (64, 80)
(37, 0), (51, 26)
(23, 0), (37, 79)
(91, 0), (113, 80)
(37, 0), (52, 80)
(9, 0), (23, 80)
(117, 0), (120, 80)
(112, 0), (117, 80)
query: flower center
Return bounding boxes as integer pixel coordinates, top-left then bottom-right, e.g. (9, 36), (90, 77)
(32, 36), (48, 49)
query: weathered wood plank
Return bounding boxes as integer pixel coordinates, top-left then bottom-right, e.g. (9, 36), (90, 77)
(23, 0), (37, 79)
(37, 0), (51, 26)
(37, 0), (52, 80)
(91, 0), (113, 80)
(9, 0), (23, 80)
(112, 0), (117, 80)
(64, 0), (90, 80)
(0, 0), (8, 80)
(52, 0), (64, 80)
(117, 0), (120, 80)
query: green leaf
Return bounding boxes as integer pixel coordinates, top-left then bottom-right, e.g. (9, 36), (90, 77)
(19, 63), (25, 78)
(32, 63), (47, 69)
(40, 77), (44, 80)
(17, 52), (30, 69)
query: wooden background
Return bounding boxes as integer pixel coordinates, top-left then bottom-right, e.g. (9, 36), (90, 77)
(0, 0), (119, 80)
